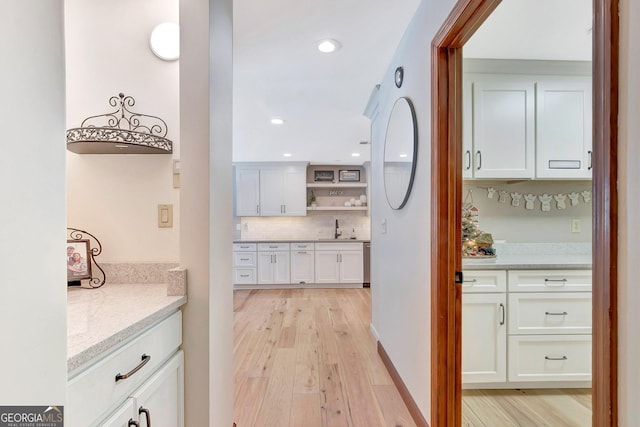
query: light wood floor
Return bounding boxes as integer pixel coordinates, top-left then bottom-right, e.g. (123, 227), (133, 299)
(233, 288), (592, 427)
(233, 288), (416, 427)
(463, 388), (592, 427)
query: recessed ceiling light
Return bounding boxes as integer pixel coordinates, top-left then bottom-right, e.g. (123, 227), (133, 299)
(318, 39), (341, 53)
(283, 153), (292, 157)
(270, 118), (284, 125)
(351, 153), (361, 157)
(399, 153), (408, 158)
(115, 144), (129, 149)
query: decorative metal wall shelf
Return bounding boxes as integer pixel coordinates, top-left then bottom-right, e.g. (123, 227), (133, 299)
(67, 228), (106, 288)
(67, 93), (173, 154)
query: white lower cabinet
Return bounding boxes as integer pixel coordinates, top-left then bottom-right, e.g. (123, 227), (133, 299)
(290, 243), (315, 284)
(68, 311), (183, 427)
(257, 243), (290, 284)
(463, 268), (592, 388)
(462, 292), (507, 383)
(233, 243), (257, 285)
(130, 352), (184, 427)
(314, 242), (363, 285)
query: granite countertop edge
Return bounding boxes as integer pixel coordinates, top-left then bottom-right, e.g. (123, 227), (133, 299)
(67, 287), (186, 374)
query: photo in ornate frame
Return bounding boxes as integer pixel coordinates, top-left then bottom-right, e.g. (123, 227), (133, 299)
(67, 239), (92, 282)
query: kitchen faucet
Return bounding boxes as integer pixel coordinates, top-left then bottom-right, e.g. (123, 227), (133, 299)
(334, 219), (342, 239)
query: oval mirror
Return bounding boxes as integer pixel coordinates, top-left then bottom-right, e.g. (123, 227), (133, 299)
(383, 97), (418, 209)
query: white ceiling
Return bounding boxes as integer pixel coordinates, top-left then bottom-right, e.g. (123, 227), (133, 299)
(232, 0), (592, 164)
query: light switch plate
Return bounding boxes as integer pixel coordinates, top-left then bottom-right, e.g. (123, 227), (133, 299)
(158, 204), (173, 228)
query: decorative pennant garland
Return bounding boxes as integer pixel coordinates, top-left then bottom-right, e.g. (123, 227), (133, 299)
(480, 186), (592, 212)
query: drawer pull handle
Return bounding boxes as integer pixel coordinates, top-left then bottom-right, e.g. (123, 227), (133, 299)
(240, 245), (250, 249)
(499, 303), (505, 325)
(545, 355), (568, 361)
(240, 274), (250, 278)
(269, 245), (278, 248)
(129, 419), (140, 427)
(298, 251), (307, 254)
(115, 354), (151, 382)
(240, 258), (250, 261)
(139, 407), (151, 427)
(462, 279), (477, 287)
(545, 311), (569, 316)
(544, 278), (568, 286)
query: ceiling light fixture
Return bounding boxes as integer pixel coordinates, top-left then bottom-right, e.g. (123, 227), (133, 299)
(317, 39), (341, 53)
(399, 153), (408, 158)
(150, 22), (180, 61)
(283, 153), (292, 157)
(351, 153), (361, 157)
(270, 118), (284, 125)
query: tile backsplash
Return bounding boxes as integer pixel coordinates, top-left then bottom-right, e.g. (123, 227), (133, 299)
(238, 212), (371, 240)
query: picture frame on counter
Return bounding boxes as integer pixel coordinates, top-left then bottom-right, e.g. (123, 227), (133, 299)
(339, 169), (360, 182)
(314, 170), (334, 181)
(67, 239), (92, 282)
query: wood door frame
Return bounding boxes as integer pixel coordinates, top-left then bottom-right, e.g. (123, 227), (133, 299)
(430, 1), (619, 426)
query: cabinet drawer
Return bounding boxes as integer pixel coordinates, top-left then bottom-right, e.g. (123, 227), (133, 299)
(508, 270), (592, 292)
(233, 243), (256, 251)
(291, 242), (315, 250)
(315, 242), (362, 251)
(508, 292), (592, 335)
(234, 268), (257, 284)
(234, 252), (257, 267)
(68, 311), (182, 427)
(508, 335), (592, 382)
(461, 270), (507, 293)
(258, 243), (290, 251)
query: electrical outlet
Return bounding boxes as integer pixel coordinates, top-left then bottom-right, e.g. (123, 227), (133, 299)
(571, 219), (581, 233)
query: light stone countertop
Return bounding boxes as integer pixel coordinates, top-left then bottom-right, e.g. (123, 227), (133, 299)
(234, 239), (370, 243)
(67, 283), (186, 373)
(463, 253), (592, 270)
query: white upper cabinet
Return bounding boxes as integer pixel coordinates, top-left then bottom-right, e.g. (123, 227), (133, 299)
(235, 168), (260, 216)
(463, 68), (592, 180)
(472, 75), (535, 179)
(536, 77), (592, 179)
(235, 163), (307, 217)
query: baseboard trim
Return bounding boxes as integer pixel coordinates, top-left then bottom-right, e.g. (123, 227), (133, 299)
(369, 323), (380, 341)
(377, 341), (429, 427)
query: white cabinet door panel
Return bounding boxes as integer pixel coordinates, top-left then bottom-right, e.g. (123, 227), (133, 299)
(462, 293), (507, 384)
(257, 252), (275, 284)
(315, 251), (340, 283)
(339, 250), (363, 283)
(282, 168), (307, 215)
(259, 169), (285, 216)
(235, 169), (260, 216)
(273, 252), (291, 284)
(473, 77), (535, 179)
(291, 251), (315, 284)
(536, 77), (592, 179)
(131, 351), (184, 427)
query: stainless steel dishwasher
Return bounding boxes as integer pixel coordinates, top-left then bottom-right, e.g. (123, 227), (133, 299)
(363, 242), (371, 287)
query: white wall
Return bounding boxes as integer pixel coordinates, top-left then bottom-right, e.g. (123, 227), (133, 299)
(463, 181), (592, 243)
(0, 0), (67, 405)
(180, 0), (233, 425)
(370, 0), (456, 419)
(618, 0), (640, 424)
(65, 0), (180, 263)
